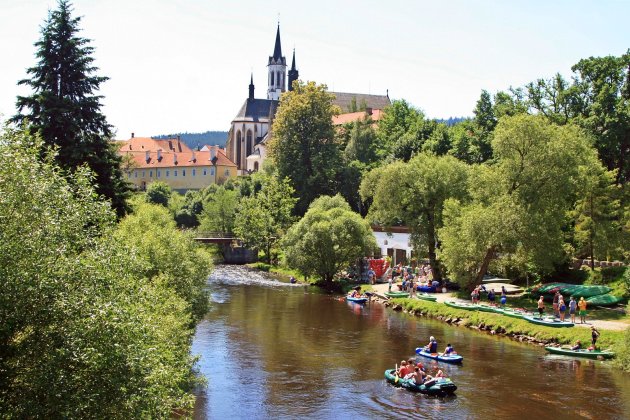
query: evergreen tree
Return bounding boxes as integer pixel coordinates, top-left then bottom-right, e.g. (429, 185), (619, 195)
(13, 0), (129, 216)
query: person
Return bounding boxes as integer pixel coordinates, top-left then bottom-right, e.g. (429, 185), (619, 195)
(435, 369), (447, 378)
(558, 296), (567, 322)
(591, 326), (600, 350)
(425, 336), (438, 353)
(442, 343), (454, 356)
(409, 276), (416, 297)
(578, 297), (588, 324)
(289, 276), (297, 284)
(568, 296), (577, 323)
(552, 290), (560, 317)
(487, 289), (496, 304)
(387, 274), (393, 292)
(537, 296), (545, 317)
(571, 340), (582, 351)
(500, 293), (507, 307)
(396, 360), (409, 377)
(401, 278), (407, 292)
(368, 268), (376, 285)
(501, 285), (507, 297)
(414, 368), (428, 385)
(471, 287), (479, 304)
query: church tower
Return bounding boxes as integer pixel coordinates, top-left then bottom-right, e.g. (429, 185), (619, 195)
(288, 49), (299, 91)
(267, 24), (287, 100)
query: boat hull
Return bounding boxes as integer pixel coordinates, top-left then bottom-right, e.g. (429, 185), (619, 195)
(384, 291), (409, 298)
(544, 346), (614, 359)
(415, 348), (464, 364)
(346, 296), (368, 303)
(523, 315), (574, 328)
(444, 301), (477, 311)
(384, 369), (457, 396)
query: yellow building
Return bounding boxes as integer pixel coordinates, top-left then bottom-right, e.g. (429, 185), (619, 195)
(117, 136), (237, 192)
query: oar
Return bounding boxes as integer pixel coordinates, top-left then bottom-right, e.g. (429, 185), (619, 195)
(394, 363), (399, 384)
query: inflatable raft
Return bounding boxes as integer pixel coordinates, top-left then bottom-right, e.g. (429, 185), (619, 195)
(384, 369), (457, 396)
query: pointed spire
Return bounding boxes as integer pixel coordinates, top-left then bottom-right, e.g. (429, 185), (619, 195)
(248, 72), (255, 101)
(272, 24), (282, 60)
(291, 48), (296, 71)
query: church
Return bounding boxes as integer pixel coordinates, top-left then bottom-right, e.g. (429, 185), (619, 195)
(225, 25), (391, 175)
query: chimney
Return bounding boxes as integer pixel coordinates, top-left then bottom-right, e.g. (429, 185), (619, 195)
(365, 107), (373, 116)
(157, 149), (162, 161)
(168, 140), (173, 150)
(131, 132), (135, 138)
(145, 151), (150, 163)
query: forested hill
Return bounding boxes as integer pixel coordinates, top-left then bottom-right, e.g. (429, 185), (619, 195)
(435, 116), (469, 126)
(153, 131), (229, 149)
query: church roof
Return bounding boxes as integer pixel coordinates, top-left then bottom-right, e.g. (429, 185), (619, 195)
(233, 98), (278, 122)
(272, 25), (283, 60)
(330, 92), (391, 112)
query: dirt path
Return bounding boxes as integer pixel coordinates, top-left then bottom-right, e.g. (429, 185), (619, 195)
(369, 283), (629, 331)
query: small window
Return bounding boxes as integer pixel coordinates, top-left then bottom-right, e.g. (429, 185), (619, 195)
(149, 170), (153, 177)
(192, 169), (196, 177)
(210, 167), (215, 176)
(182, 169), (186, 177)
(203, 169), (207, 176)
(225, 169), (230, 176)
(142, 170), (146, 178)
(174, 170), (177, 177)
(166, 170), (170, 177)
(134, 171), (138, 178)
(127, 173), (131, 179)
(157, 170), (161, 178)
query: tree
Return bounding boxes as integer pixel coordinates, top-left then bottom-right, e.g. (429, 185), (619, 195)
(282, 195), (376, 285)
(12, 0), (129, 216)
(439, 115), (601, 288)
(233, 174), (297, 263)
(199, 186), (239, 234)
(145, 181), (172, 207)
(361, 153), (469, 282)
(0, 126), (203, 417)
(268, 81), (341, 214)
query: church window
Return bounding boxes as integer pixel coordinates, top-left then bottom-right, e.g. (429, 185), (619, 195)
(246, 130), (253, 157)
(276, 71), (280, 87)
(271, 71), (274, 86)
(236, 131), (242, 168)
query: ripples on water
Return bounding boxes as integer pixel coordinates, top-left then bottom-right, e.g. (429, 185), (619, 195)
(193, 265), (630, 420)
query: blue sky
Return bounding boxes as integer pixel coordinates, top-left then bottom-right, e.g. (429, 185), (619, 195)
(1, 0), (628, 139)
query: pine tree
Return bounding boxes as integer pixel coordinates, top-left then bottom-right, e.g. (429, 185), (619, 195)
(13, 0), (129, 216)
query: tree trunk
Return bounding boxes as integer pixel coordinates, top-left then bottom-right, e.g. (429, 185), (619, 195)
(475, 246), (496, 286)
(426, 213), (442, 282)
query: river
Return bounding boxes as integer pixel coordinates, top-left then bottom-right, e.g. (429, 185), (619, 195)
(192, 265), (630, 419)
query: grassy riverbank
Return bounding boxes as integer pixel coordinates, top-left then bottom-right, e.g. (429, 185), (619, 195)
(389, 298), (630, 372)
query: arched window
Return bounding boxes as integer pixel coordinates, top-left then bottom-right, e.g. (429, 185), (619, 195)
(276, 71), (280, 87)
(246, 130), (253, 157)
(270, 71), (274, 86)
(254, 161), (259, 172)
(236, 130), (242, 168)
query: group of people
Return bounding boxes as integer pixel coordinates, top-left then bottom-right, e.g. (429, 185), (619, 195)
(537, 291), (589, 324)
(424, 336), (454, 356)
(570, 326), (601, 351)
(470, 285), (508, 306)
(395, 359), (445, 387)
(387, 263), (439, 294)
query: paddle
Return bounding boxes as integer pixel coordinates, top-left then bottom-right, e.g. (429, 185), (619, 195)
(394, 363), (399, 384)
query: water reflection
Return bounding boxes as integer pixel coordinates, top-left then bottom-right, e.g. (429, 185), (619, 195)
(193, 265), (629, 419)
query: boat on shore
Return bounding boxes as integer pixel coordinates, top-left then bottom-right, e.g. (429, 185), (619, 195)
(415, 347), (464, 364)
(522, 315), (574, 328)
(476, 304), (502, 314)
(416, 293), (437, 302)
(444, 301), (477, 311)
(384, 291), (409, 298)
(384, 369), (457, 396)
(544, 346), (614, 359)
(499, 307), (528, 319)
(346, 296), (368, 304)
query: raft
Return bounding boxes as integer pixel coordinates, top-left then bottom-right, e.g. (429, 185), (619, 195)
(415, 347), (464, 364)
(384, 369), (457, 396)
(346, 296), (368, 304)
(384, 291), (409, 298)
(586, 294), (624, 306)
(416, 293), (438, 302)
(444, 301), (477, 311)
(522, 315), (574, 328)
(544, 346), (615, 360)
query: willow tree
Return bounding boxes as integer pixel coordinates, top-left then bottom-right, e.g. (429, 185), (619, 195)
(12, 0), (129, 216)
(361, 153), (469, 282)
(439, 114), (604, 288)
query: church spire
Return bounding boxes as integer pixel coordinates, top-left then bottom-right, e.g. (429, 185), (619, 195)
(248, 72), (255, 101)
(288, 48), (299, 92)
(272, 24), (282, 60)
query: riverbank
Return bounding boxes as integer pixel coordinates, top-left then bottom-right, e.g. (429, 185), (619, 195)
(375, 296), (629, 372)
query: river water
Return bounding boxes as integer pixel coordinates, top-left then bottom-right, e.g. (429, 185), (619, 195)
(192, 265), (630, 419)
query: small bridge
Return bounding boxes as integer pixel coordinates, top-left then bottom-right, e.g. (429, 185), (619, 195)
(193, 231), (239, 244)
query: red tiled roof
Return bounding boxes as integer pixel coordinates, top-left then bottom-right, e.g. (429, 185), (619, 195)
(116, 137), (192, 153)
(333, 109), (384, 125)
(124, 149), (236, 169)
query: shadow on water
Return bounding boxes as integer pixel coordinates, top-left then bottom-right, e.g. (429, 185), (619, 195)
(193, 265), (630, 419)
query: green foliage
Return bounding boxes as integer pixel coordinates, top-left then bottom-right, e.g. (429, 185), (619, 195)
(145, 181), (172, 207)
(361, 153), (469, 281)
(269, 81), (341, 214)
(12, 0), (130, 216)
(199, 186), (239, 234)
(282, 195), (376, 283)
(0, 126), (203, 417)
(233, 173), (297, 263)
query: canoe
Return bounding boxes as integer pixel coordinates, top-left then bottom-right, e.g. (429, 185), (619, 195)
(586, 294), (624, 306)
(384, 369), (457, 396)
(416, 293), (437, 302)
(476, 304), (502, 314)
(444, 301), (477, 311)
(522, 315), (574, 328)
(500, 308), (527, 319)
(346, 296), (368, 304)
(415, 347), (464, 364)
(384, 291), (409, 298)
(544, 346), (615, 360)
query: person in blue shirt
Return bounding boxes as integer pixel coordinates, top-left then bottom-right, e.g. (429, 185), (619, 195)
(425, 336), (438, 353)
(442, 343), (454, 356)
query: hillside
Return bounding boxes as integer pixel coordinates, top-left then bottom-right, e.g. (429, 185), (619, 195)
(152, 131), (229, 149)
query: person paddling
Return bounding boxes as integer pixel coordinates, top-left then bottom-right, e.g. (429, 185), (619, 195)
(441, 343), (454, 356)
(425, 336), (438, 353)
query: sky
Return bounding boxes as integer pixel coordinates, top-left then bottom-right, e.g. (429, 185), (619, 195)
(1, 0), (629, 139)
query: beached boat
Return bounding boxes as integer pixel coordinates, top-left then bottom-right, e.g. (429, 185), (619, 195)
(415, 347), (464, 364)
(384, 291), (409, 298)
(444, 301), (478, 311)
(476, 304), (502, 314)
(585, 294), (625, 307)
(416, 293), (437, 302)
(499, 308), (528, 319)
(522, 315), (574, 328)
(544, 346), (614, 360)
(346, 296), (368, 304)
(417, 285), (437, 293)
(384, 369), (457, 396)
